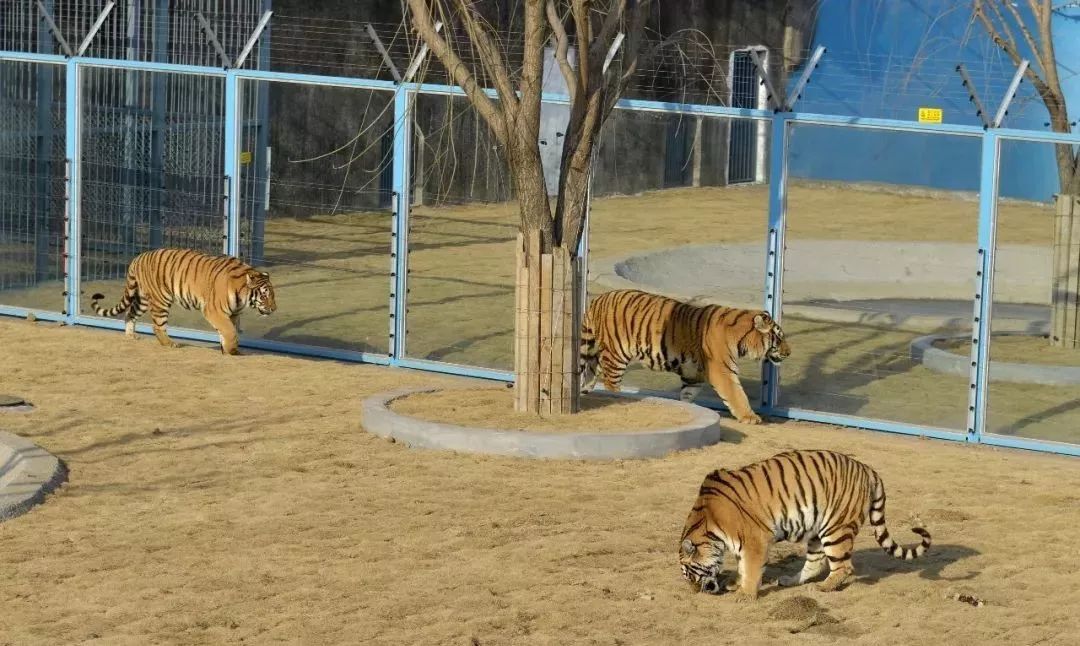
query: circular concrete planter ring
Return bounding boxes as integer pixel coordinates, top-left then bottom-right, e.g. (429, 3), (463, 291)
(361, 388), (729, 460)
(910, 333), (1080, 386)
(1, 431), (67, 521)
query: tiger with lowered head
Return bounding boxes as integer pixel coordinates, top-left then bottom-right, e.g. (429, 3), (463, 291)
(90, 248), (277, 355)
(579, 289), (790, 424)
(679, 449), (932, 601)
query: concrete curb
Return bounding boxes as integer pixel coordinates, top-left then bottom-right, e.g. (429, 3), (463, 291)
(0, 431), (67, 522)
(0, 394), (34, 413)
(361, 387), (729, 460)
(910, 333), (1080, 386)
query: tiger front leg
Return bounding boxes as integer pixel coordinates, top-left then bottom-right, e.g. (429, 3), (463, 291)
(206, 311), (241, 356)
(597, 351), (627, 393)
(706, 363), (761, 424)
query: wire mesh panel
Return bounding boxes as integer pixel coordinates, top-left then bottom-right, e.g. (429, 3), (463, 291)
(778, 123), (982, 432)
(587, 109), (769, 417)
(78, 66), (225, 332)
(985, 140), (1080, 447)
(404, 92), (516, 370)
(237, 79), (395, 355)
(0, 59), (66, 313)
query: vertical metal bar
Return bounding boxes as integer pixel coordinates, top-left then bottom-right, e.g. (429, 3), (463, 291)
(35, 1), (56, 282)
(223, 69), (240, 256)
(784, 45), (825, 112)
(389, 87), (412, 362)
(250, 0), (272, 265)
(966, 132), (1001, 443)
(992, 60), (1029, 129)
(65, 58), (81, 322)
(761, 113), (789, 409)
(233, 10), (272, 70)
(75, 0), (116, 57)
(149, 0), (168, 249)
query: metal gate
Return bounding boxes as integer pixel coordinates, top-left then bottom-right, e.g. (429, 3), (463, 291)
(728, 49), (760, 184)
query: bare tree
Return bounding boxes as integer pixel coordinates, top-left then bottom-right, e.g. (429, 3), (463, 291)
(406, 0), (652, 413)
(973, 0), (1080, 347)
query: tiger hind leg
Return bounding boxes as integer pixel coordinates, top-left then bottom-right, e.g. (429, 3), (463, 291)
(124, 292), (146, 340)
(779, 537), (827, 587)
(678, 373), (704, 402)
(597, 351), (627, 393)
(817, 527), (857, 592)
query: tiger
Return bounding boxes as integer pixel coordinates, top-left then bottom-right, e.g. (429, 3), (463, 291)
(679, 449), (932, 601)
(90, 248), (277, 355)
(579, 289), (790, 424)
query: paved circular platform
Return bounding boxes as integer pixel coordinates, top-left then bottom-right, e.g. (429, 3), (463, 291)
(361, 388), (729, 460)
(0, 431), (67, 521)
(910, 333), (1080, 386)
(592, 240), (1050, 333)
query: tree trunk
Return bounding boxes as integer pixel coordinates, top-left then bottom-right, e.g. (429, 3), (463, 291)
(1051, 193), (1080, 348)
(514, 231), (582, 414)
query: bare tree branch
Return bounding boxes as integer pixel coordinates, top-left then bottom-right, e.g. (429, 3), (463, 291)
(406, 0), (508, 146)
(453, 0), (520, 113)
(545, 1), (577, 101)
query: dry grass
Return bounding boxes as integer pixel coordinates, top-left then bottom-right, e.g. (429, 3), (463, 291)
(388, 388), (695, 433)
(2, 318), (1080, 645)
(1, 182), (1077, 444)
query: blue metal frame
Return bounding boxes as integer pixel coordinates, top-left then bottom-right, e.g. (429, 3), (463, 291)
(3, 49), (1080, 457)
(389, 88), (412, 363)
(223, 70), (241, 256)
(761, 114), (789, 409)
(967, 133), (1001, 443)
(64, 58), (81, 323)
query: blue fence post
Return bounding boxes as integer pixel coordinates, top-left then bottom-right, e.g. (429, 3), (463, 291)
(223, 69), (241, 257)
(389, 86), (413, 363)
(761, 113), (789, 411)
(967, 131), (1001, 444)
(64, 58), (81, 323)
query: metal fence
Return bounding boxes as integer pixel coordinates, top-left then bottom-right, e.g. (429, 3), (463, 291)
(2, 32), (1079, 459)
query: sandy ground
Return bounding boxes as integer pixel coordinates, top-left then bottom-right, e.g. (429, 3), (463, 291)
(1, 182), (1077, 445)
(1, 319), (1079, 645)
(388, 389), (695, 433)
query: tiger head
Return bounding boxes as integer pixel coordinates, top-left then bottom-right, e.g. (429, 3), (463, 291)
(245, 270), (278, 316)
(740, 312), (790, 365)
(679, 534), (727, 595)
(679, 500), (729, 595)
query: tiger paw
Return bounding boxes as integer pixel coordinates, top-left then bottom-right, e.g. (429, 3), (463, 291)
(731, 590), (759, 603)
(737, 413), (763, 425)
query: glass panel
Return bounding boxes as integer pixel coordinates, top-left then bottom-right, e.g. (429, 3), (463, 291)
(986, 140), (1080, 446)
(79, 67), (224, 333)
(0, 60), (66, 313)
(587, 109), (769, 413)
(237, 80), (394, 355)
(779, 124), (981, 432)
(405, 92), (516, 369)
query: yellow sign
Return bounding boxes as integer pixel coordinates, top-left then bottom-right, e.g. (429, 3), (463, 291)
(918, 107), (943, 124)
(239, 151), (252, 164)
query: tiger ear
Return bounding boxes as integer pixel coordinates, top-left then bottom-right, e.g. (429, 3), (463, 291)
(245, 272), (258, 287)
(753, 314), (772, 333)
(681, 539), (695, 557)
